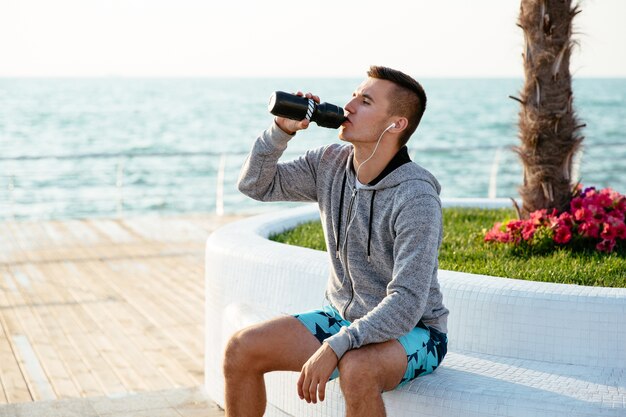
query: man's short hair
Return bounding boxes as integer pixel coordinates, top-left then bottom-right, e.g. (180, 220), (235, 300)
(367, 66), (427, 146)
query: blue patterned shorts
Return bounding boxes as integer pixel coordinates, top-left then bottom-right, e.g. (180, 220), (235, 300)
(294, 305), (447, 388)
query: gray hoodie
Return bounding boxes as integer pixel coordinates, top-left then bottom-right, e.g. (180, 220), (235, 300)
(238, 122), (449, 360)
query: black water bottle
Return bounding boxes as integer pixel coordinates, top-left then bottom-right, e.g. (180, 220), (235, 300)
(268, 91), (346, 129)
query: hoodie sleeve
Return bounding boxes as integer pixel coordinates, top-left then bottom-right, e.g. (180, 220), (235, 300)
(237, 121), (324, 202)
(324, 194), (442, 360)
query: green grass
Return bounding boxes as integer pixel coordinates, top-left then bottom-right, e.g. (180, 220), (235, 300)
(271, 207), (626, 288)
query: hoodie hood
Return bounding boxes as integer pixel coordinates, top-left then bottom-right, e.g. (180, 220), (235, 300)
(344, 145), (442, 194)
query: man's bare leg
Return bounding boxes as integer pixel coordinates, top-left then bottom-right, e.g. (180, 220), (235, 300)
(338, 339), (407, 417)
(223, 316), (321, 417)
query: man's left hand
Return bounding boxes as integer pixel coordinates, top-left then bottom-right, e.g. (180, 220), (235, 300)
(297, 342), (338, 403)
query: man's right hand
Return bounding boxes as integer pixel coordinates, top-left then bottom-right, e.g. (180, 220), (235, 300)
(275, 91), (320, 135)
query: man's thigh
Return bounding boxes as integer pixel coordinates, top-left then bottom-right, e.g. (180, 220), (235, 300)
(231, 315), (322, 373)
(339, 339), (408, 392)
(294, 307), (407, 388)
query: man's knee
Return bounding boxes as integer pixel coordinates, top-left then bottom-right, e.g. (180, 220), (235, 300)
(338, 349), (381, 394)
(223, 327), (261, 376)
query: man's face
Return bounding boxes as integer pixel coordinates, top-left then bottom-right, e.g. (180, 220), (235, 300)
(339, 77), (395, 144)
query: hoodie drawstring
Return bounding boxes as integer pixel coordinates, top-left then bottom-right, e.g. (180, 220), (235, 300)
(367, 190), (376, 262)
(335, 172), (347, 259)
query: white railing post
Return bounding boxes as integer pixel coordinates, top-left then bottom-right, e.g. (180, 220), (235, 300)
(216, 154), (226, 216)
(8, 175), (15, 220)
(488, 147), (502, 199)
(116, 159), (125, 218)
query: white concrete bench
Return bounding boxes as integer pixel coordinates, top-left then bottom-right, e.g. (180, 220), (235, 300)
(205, 202), (626, 417)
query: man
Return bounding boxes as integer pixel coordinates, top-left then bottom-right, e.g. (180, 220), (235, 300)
(225, 66), (449, 417)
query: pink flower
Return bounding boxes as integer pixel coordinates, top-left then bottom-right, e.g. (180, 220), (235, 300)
(604, 216), (626, 240)
(601, 223), (618, 241)
(574, 208), (592, 222)
(554, 225), (572, 244)
(522, 222), (537, 241)
(582, 187), (597, 198)
(594, 194), (611, 208)
(485, 223), (511, 243)
(558, 212), (574, 227)
(485, 223), (501, 241)
(591, 207), (607, 224)
(530, 209), (548, 225)
(570, 197), (584, 211)
(579, 221), (600, 239)
(600, 187), (618, 199)
(596, 239), (616, 253)
(506, 220), (523, 232)
(608, 209), (625, 221)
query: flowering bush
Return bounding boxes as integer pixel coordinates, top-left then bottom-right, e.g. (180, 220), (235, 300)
(485, 186), (626, 253)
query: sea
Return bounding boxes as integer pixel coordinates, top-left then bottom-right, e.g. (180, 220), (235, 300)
(1, 78), (625, 220)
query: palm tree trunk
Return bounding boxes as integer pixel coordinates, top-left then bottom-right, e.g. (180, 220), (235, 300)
(514, 0), (585, 217)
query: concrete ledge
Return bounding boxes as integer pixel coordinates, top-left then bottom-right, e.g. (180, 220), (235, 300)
(205, 201), (626, 417)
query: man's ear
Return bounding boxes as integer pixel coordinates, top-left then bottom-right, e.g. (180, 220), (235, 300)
(390, 117), (409, 132)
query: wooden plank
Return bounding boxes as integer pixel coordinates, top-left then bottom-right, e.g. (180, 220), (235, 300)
(67, 332), (128, 396)
(162, 254), (205, 305)
(126, 257), (201, 327)
(78, 258), (201, 387)
(13, 221), (48, 259)
(0, 374), (7, 404)
(1, 222), (26, 264)
(42, 221), (89, 262)
(10, 334), (58, 401)
(87, 219), (137, 243)
(110, 248), (206, 368)
(0, 269), (33, 403)
(106, 257), (185, 326)
(32, 259), (129, 397)
(125, 256), (205, 381)
(47, 261), (151, 394)
(40, 221), (67, 246)
(53, 219), (111, 262)
(0, 221), (21, 265)
(19, 262), (106, 398)
(0, 314), (29, 404)
(57, 219), (101, 245)
(62, 258), (197, 389)
(2, 265), (80, 400)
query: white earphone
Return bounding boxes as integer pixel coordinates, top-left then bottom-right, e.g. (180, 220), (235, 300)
(386, 122), (396, 131)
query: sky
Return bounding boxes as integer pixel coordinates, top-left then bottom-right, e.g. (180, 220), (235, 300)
(1, 0), (625, 78)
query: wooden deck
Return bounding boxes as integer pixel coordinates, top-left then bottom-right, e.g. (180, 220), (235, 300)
(0, 214), (243, 415)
